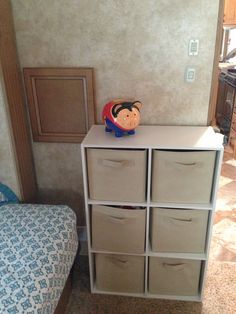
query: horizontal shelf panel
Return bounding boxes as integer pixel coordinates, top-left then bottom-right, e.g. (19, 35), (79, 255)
(88, 199), (214, 210)
(147, 242), (207, 260)
(146, 293), (201, 302)
(90, 249), (206, 260)
(93, 286), (201, 302)
(150, 202), (214, 210)
(93, 285), (144, 298)
(87, 199), (147, 207)
(90, 249), (146, 256)
(147, 251), (207, 260)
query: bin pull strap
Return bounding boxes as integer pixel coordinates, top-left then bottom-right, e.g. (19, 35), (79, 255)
(116, 259), (128, 264)
(170, 217), (193, 224)
(174, 161), (197, 166)
(101, 159), (131, 168)
(163, 263), (186, 271)
(107, 215), (129, 224)
(108, 256), (129, 268)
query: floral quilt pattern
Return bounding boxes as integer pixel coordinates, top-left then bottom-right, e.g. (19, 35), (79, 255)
(0, 204), (78, 314)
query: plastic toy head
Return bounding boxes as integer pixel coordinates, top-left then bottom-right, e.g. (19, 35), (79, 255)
(102, 99), (142, 137)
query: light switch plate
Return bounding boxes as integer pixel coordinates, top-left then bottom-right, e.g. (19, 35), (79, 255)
(189, 39), (199, 56)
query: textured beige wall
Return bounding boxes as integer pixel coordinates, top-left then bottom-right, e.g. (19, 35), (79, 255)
(32, 142), (85, 225)
(0, 65), (21, 198)
(12, 0), (220, 125)
(11, 0), (220, 224)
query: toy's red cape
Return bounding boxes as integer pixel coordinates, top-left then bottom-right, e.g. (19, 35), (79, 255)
(102, 100), (129, 131)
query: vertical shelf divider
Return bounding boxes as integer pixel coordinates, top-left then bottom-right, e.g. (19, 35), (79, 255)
(81, 145), (94, 292)
(144, 148), (153, 295)
(199, 149), (224, 299)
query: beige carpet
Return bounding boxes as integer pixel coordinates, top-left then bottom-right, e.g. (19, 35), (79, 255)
(65, 257), (236, 314)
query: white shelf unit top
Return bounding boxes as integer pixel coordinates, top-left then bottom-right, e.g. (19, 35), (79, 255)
(82, 125), (224, 150)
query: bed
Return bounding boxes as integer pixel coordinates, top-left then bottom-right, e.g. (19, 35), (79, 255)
(0, 204), (78, 314)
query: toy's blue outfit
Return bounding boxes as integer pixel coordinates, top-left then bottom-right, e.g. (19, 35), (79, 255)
(105, 118), (135, 137)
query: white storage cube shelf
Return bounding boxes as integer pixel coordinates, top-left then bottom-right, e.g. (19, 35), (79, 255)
(81, 125), (223, 301)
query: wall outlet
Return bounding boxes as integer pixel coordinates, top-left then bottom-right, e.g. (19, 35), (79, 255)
(185, 67), (196, 82)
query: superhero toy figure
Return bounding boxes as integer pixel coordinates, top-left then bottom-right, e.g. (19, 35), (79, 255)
(102, 99), (142, 137)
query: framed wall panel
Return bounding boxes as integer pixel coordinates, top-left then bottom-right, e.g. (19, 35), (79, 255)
(23, 67), (96, 143)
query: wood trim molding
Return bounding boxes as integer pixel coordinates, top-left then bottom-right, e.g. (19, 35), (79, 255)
(0, 0), (37, 201)
(23, 68), (96, 143)
(208, 0), (225, 125)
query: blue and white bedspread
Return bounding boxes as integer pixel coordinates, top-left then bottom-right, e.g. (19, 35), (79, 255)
(0, 204), (78, 314)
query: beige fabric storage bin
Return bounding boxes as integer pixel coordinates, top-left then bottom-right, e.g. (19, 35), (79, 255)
(152, 150), (216, 203)
(96, 254), (145, 293)
(149, 257), (201, 296)
(87, 148), (147, 202)
(92, 205), (146, 253)
(151, 208), (208, 253)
